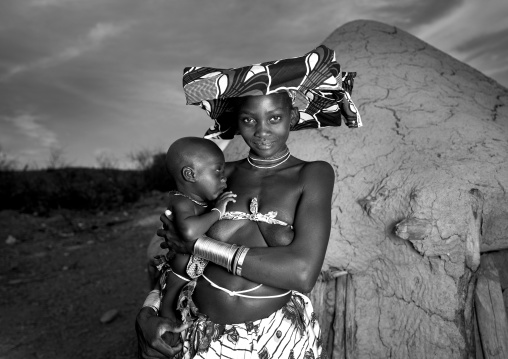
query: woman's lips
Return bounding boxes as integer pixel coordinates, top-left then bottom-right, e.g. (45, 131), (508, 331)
(253, 141), (274, 149)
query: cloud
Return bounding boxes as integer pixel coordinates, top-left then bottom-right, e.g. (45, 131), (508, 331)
(333, 0), (465, 31)
(363, 0), (465, 27)
(454, 27), (508, 62)
(410, 0), (508, 86)
(88, 22), (129, 43)
(416, 0), (508, 44)
(2, 113), (59, 148)
(29, 0), (79, 7)
(1, 21), (131, 80)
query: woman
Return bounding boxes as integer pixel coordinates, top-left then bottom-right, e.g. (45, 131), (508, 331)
(136, 45), (361, 359)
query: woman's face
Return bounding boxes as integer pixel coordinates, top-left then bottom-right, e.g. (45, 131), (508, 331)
(236, 93), (297, 158)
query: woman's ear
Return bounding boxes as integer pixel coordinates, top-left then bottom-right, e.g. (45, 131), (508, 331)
(182, 166), (196, 182)
(290, 107), (299, 129)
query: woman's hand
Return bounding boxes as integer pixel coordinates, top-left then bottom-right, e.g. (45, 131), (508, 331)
(214, 191), (237, 216)
(135, 307), (189, 359)
(156, 210), (195, 255)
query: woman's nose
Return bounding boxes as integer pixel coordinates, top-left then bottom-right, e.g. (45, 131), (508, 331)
(254, 120), (270, 137)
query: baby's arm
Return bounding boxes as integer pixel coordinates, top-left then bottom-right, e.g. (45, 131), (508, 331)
(173, 192), (236, 240)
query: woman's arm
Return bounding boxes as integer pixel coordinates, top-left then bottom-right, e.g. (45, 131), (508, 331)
(158, 161), (335, 293)
(237, 161), (334, 293)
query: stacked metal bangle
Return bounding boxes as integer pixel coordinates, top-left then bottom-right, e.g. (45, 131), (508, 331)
(194, 236), (239, 272)
(194, 236), (250, 275)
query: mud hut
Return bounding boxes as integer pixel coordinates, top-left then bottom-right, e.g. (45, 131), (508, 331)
(223, 20), (508, 359)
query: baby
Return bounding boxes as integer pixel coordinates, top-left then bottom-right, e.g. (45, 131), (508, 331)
(156, 137), (236, 344)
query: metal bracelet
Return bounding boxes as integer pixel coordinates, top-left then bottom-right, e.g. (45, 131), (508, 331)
(231, 246), (244, 275)
(194, 237), (239, 272)
(211, 208), (222, 220)
(235, 247), (249, 276)
(142, 289), (161, 314)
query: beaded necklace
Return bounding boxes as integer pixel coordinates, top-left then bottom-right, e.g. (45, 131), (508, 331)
(248, 147), (289, 162)
(168, 190), (208, 207)
(247, 151), (291, 169)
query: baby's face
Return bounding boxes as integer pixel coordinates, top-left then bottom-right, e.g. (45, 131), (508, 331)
(193, 153), (227, 202)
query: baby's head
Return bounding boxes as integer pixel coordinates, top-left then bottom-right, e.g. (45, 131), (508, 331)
(166, 137), (226, 202)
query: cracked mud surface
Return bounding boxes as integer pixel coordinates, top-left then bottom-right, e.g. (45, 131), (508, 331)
(225, 20), (508, 359)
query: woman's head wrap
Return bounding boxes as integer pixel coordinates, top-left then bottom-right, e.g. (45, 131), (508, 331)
(183, 45), (361, 140)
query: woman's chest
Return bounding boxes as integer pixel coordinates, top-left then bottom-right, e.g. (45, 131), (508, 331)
(225, 170), (302, 223)
(206, 169), (302, 244)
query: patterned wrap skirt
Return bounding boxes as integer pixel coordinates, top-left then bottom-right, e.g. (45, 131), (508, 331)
(177, 280), (326, 359)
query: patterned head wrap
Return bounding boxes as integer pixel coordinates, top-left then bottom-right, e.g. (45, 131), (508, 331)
(182, 45), (361, 140)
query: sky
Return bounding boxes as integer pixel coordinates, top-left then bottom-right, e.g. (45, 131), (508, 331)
(1, 0), (507, 168)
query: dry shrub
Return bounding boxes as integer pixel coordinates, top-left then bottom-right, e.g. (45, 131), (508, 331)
(0, 151), (173, 213)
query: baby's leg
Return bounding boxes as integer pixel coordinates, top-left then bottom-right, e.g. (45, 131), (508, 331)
(159, 262), (190, 347)
(159, 280), (183, 347)
(146, 234), (167, 288)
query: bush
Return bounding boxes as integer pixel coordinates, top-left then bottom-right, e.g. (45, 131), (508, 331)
(0, 151), (175, 213)
(0, 168), (144, 213)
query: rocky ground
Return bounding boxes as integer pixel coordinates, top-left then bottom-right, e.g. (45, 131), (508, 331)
(0, 192), (166, 359)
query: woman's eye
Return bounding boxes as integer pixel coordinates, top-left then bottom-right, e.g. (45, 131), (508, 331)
(242, 117), (255, 124)
(270, 116), (281, 122)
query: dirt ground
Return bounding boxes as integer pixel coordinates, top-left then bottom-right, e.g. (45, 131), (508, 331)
(0, 192), (167, 359)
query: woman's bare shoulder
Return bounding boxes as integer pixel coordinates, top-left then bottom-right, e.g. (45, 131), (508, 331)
(298, 160), (334, 176)
(299, 160), (335, 188)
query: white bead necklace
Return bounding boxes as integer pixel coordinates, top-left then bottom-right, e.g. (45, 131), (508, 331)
(248, 148), (290, 162)
(247, 151), (291, 169)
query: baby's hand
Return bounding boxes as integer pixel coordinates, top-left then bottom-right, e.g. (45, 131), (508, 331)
(214, 191), (237, 218)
